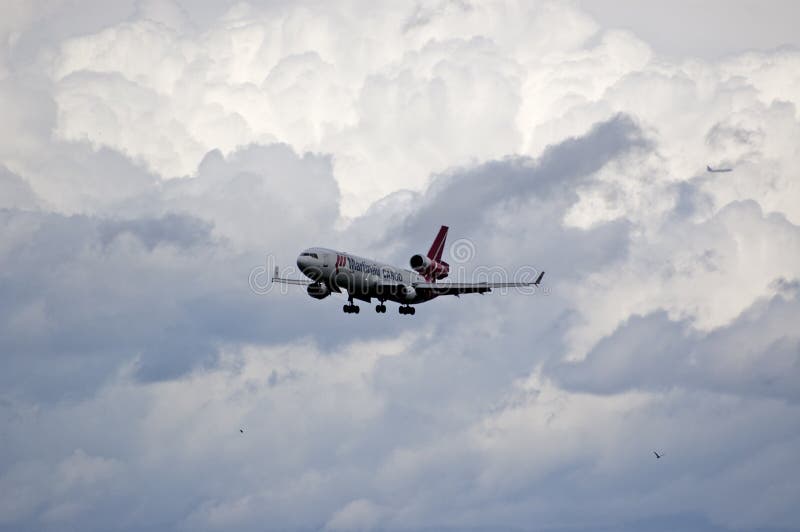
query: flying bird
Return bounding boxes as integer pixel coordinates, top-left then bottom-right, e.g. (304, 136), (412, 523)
(653, 451), (664, 459)
(239, 428), (244, 434)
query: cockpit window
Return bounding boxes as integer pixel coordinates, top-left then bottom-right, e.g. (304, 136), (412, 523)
(300, 252), (319, 259)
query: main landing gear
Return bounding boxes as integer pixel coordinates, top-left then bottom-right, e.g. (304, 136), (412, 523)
(343, 295), (359, 314)
(343, 297), (414, 316)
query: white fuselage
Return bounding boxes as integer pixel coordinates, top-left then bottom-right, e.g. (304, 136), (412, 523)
(296, 247), (432, 304)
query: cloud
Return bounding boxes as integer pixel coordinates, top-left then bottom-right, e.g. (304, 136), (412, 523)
(0, 165), (39, 210)
(34, 1), (629, 215)
(577, 0), (800, 59)
(98, 214), (212, 250)
(561, 199), (800, 362)
(5, 334), (798, 531)
(325, 499), (386, 531)
(1, 2), (800, 532)
(0, 140), (344, 397)
(551, 289), (800, 401)
(22, 0), (796, 222)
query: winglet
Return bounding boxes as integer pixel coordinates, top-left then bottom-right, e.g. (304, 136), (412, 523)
(534, 271), (545, 285)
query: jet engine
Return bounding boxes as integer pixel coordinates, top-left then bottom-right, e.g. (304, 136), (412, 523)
(306, 282), (331, 300)
(409, 254), (449, 280)
(400, 285), (417, 302)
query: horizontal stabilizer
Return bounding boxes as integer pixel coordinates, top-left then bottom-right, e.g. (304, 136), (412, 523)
(272, 266), (313, 286)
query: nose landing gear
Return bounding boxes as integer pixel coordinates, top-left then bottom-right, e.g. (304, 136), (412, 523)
(375, 304), (387, 313)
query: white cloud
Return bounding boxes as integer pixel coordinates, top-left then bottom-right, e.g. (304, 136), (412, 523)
(36, 1), (615, 215)
(40, 0), (800, 221)
(564, 198), (800, 361)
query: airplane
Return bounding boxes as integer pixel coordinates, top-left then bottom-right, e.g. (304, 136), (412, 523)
(707, 165), (732, 173)
(272, 225), (544, 315)
(653, 451), (664, 459)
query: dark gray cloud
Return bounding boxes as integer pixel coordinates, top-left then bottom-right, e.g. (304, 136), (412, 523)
(550, 288), (800, 401)
(352, 114), (645, 278)
(0, 139), (346, 397)
(98, 214), (212, 250)
(408, 113), (646, 235)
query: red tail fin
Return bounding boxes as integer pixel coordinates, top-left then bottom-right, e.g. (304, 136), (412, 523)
(427, 225), (449, 261)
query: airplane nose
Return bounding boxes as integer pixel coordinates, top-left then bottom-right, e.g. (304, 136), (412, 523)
(297, 256), (309, 272)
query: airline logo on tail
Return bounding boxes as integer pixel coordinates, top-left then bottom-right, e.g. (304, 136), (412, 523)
(428, 225), (449, 262)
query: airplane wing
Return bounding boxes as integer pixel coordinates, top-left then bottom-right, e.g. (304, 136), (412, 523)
(413, 271), (544, 296)
(272, 267), (313, 286)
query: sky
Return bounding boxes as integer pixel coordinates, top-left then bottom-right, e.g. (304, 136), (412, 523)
(0, 1), (799, 531)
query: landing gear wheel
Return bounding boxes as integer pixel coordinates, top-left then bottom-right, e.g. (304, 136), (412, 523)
(376, 304), (386, 313)
(409, 306), (415, 315)
(344, 294), (360, 315)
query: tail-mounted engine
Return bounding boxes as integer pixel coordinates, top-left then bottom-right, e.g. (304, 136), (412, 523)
(306, 282), (331, 300)
(409, 254), (449, 280)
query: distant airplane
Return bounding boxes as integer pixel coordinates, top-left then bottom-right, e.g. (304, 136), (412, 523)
(707, 165), (732, 173)
(272, 225), (545, 315)
(239, 428), (244, 434)
(654, 451), (664, 459)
